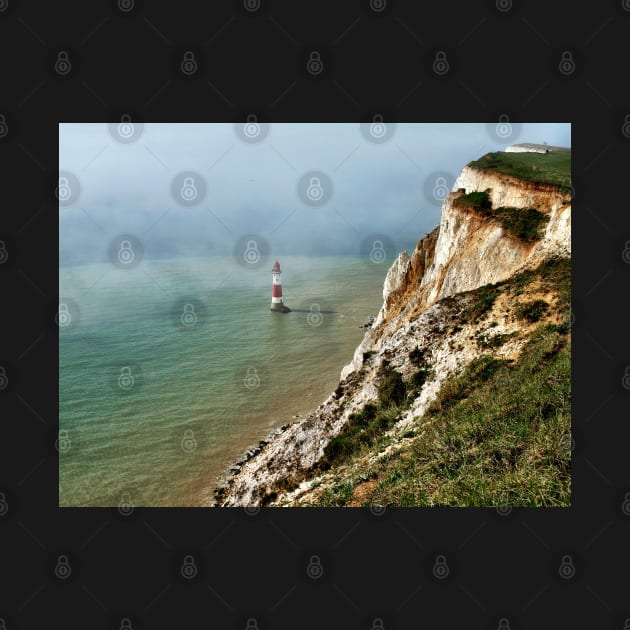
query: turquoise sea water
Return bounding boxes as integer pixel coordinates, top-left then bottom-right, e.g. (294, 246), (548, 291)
(59, 255), (387, 506)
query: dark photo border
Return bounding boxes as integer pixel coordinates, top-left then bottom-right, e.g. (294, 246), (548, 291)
(1, 1), (629, 628)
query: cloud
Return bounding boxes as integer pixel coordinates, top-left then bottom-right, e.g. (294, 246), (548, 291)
(59, 122), (571, 265)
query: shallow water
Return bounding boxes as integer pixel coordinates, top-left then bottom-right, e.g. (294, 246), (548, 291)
(59, 255), (387, 506)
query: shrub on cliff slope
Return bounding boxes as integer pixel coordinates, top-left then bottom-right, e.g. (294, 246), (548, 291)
(409, 367), (431, 390)
(453, 190), (492, 212)
(318, 367), (414, 472)
(408, 346), (426, 367)
(318, 401), (401, 471)
(378, 366), (407, 407)
(493, 206), (549, 242)
(515, 299), (549, 322)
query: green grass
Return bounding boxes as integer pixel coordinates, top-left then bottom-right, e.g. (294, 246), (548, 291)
(378, 366), (407, 407)
(453, 190), (493, 212)
(457, 257), (570, 330)
(515, 299), (549, 323)
(318, 400), (401, 471)
(409, 367), (431, 389)
(314, 480), (355, 506)
(462, 283), (501, 323)
(492, 207), (549, 242)
(456, 256), (570, 328)
(428, 355), (507, 414)
(477, 331), (516, 349)
(510, 256), (571, 312)
(408, 346), (426, 367)
(468, 150), (571, 193)
(363, 323), (570, 507)
(318, 364), (420, 472)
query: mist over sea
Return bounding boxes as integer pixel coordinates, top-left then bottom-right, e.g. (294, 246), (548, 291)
(59, 255), (386, 506)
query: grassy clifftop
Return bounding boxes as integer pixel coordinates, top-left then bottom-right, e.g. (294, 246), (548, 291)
(468, 149), (571, 193)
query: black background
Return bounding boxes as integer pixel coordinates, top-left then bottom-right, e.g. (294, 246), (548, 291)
(1, 0), (629, 628)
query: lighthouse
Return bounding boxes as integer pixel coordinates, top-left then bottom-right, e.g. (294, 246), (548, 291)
(270, 261), (290, 313)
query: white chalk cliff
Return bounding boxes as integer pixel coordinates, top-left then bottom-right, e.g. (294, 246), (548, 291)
(214, 155), (571, 507)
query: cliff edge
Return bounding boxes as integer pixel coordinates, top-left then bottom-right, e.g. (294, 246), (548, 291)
(213, 150), (571, 507)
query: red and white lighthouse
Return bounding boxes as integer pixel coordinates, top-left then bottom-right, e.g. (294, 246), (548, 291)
(271, 261), (290, 313)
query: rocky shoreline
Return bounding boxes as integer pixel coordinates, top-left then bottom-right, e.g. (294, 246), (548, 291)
(211, 422), (291, 506)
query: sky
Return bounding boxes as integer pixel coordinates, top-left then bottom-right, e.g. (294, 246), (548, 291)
(59, 122), (570, 266)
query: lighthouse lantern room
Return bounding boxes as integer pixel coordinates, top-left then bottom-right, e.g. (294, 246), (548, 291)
(270, 261), (290, 313)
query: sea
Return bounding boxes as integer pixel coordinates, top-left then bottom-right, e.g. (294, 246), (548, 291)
(59, 255), (387, 506)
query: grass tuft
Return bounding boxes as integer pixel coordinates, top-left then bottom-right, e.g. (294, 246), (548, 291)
(515, 299), (549, 323)
(463, 284), (501, 323)
(453, 190), (493, 212)
(378, 366), (407, 407)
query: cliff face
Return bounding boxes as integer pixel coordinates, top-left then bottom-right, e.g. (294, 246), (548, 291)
(342, 166), (570, 378)
(214, 161), (571, 507)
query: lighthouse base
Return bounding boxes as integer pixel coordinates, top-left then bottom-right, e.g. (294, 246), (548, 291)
(270, 302), (291, 313)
